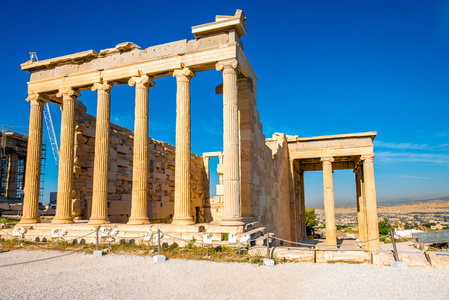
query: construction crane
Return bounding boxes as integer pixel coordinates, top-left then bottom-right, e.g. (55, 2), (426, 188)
(43, 103), (59, 168)
(30, 51), (59, 170)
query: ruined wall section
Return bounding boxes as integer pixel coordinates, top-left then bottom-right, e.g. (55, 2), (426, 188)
(236, 79), (293, 240)
(72, 100), (208, 223)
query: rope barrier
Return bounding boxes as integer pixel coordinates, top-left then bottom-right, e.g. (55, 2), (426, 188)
(0, 227), (393, 253)
(271, 233), (391, 248)
(161, 232), (259, 246)
(0, 229), (96, 245)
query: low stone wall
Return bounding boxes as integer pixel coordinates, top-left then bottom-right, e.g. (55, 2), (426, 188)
(72, 100), (209, 223)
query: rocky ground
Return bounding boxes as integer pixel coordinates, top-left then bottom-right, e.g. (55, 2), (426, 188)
(1, 250), (448, 299)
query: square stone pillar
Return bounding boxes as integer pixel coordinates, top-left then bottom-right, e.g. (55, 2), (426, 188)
(361, 154), (380, 251)
(18, 94), (45, 225)
(321, 157), (337, 247)
(355, 164), (368, 248)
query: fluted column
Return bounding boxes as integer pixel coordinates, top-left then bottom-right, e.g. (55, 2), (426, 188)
(361, 154), (380, 251)
(216, 59), (243, 226)
(128, 75), (155, 225)
(53, 88), (79, 224)
(172, 68), (195, 225)
(355, 165), (367, 247)
(18, 94), (45, 224)
(321, 157), (337, 247)
(88, 82), (113, 225)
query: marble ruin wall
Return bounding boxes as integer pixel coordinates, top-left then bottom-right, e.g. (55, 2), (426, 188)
(71, 100), (209, 223)
(235, 79), (293, 240)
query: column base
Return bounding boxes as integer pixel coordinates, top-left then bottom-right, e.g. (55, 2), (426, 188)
(220, 217), (244, 226)
(171, 217), (195, 225)
(367, 240), (381, 251)
(17, 217), (41, 225)
(52, 217), (74, 224)
(88, 218), (110, 225)
(127, 217), (150, 225)
(326, 237), (338, 248)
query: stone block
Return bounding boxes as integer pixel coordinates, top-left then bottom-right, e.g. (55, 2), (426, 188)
(117, 159), (129, 167)
(372, 251), (394, 266)
(390, 261), (407, 268)
(153, 255), (166, 262)
(117, 144), (130, 154)
(427, 253), (449, 268)
(316, 250), (370, 264)
(398, 251), (429, 267)
(83, 127), (95, 138)
(121, 194), (132, 201)
(273, 247), (315, 263)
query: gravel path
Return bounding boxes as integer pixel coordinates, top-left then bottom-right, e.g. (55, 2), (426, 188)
(1, 250), (448, 299)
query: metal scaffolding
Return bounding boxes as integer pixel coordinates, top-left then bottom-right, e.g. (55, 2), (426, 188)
(0, 125), (46, 205)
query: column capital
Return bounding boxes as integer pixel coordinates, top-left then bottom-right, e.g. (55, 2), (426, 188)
(26, 93), (49, 103)
(57, 88), (80, 98)
(361, 154), (375, 162)
(173, 67), (195, 81)
(91, 82), (113, 92)
(128, 75), (156, 88)
(320, 156), (334, 163)
(215, 58), (239, 72)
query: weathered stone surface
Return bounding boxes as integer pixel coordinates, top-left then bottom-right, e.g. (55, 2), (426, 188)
(372, 251), (394, 266)
(316, 250), (370, 264)
(428, 253), (449, 268)
(398, 251), (430, 267)
(273, 247), (315, 263)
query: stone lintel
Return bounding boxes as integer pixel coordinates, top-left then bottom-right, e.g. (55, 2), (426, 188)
(26, 44), (242, 95)
(203, 151), (223, 158)
(294, 132), (377, 143)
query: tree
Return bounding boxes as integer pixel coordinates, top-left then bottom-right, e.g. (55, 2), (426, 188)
(378, 217), (393, 236)
(306, 207), (318, 228)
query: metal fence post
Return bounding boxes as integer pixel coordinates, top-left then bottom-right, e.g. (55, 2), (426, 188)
(93, 227), (102, 257)
(157, 229), (161, 256)
(390, 229), (399, 261)
(266, 232), (270, 259)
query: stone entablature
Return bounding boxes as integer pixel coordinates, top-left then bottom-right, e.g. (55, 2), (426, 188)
(21, 10), (255, 101)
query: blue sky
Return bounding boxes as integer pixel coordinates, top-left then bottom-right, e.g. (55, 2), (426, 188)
(1, 0), (448, 208)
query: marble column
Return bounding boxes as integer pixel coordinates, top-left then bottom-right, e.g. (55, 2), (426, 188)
(216, 59), (243, 226)
(88, 82), (113, 225)
(128, 75), (155, 225)
(172, 68), (195, 225)
(53, 88), (80, 224)
(355, 165), (367, 247)
(18, 94), (44, 224)
(321, 157), (337, 247)
(361, 154), (380, 251)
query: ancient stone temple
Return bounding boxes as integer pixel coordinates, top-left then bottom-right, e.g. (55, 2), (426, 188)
(17, 10), (380, 251)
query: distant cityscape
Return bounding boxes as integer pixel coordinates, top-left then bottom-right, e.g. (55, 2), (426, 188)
(315, 198), (449, 230)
